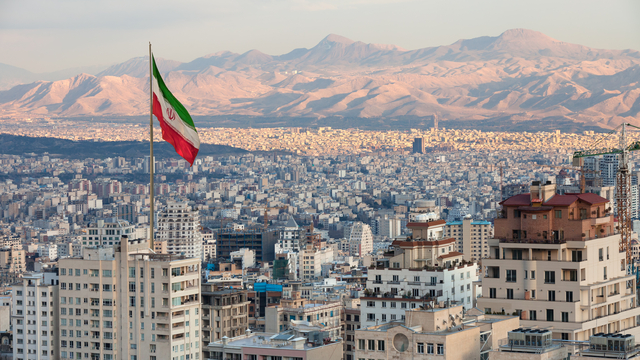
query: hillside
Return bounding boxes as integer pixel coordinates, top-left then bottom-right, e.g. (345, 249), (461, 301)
(2, 29), (640, 129)
(0, 134), (248, 159)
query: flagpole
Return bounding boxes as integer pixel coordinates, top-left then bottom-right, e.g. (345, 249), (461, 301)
(149, 42), (155, 250)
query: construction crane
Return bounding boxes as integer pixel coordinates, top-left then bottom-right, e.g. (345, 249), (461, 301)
(573, 123), (640, 270)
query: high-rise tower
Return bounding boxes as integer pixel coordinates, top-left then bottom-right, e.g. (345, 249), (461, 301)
(157, 201), (202, 260)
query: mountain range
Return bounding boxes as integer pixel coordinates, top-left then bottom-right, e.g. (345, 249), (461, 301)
(2, 29), (640, 129)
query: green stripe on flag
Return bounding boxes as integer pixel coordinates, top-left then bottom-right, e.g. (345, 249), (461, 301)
(152, 55), (197, 131)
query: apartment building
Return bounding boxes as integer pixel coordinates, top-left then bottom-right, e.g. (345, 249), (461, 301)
(276, 217), (303, 252)
(362, 220), (478, 327)
(345, 222), (373, 256)
(478, 181), (640, 342)
(57, 236), (201, 360)
(37, 244), (58, 261)
(81, 219), (136, 247)
(265, 292), (342, 340)
(0, 246), (25, 273)
(157, 201), (202, 260)
(445, 217), (493, 261)
(299, 244), (334, 281)
(343, 298), (361, 360)
(12, 272), (59, 360)
(355, 304), (519, 360)
(201, 285), (249, 344)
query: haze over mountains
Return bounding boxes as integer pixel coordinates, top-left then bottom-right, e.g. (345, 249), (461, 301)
(2, 29), (640, 129)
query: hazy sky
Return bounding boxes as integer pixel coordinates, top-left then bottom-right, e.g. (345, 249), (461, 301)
(1, 0), (640, 73)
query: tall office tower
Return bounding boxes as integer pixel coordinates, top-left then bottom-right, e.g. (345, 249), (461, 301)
(412, 137), (425, 154)
(157, 201), (202, 260)
(346, 222), (374, 256)
(445, 216), (493, 262)
(81, 219), (136, 247)
(12, 272), (59, 360)
(478, 181), (640, 342)
(143, 156), (156, 174)
(58, 236), (201, 360)
(601, 154), (618, 187)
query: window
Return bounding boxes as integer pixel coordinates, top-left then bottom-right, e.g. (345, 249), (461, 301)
(417, 343), (424, 354)
(529, 310), (537, 320)
(103, 270), (112, 277)
(599, 248), (603, 261)
(367, 313), (375, 321)
(531, 271), (535, 279)
(377, 340), (385, 351)
(548, 291), (555, 301)
(427, 343), (434, 354)
(566, 291), (574, 302)
(506, 270), (517, 282)
(129, 267), (135, 278)
(544, 271), (555, 284)
(358, 339), (365, 350)
(507, 289), (513, 299)
(555, 210), (562, 218)
(366, 339), (376, 351)
(562, 312), (569, 322)
(604, 267), (607, 280)
(546, 309), (554, 321)
(437, 344), (444, 355)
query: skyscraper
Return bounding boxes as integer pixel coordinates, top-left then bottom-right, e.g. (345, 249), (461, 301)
(157, 201), (202, 260)
(412, 137), (425, 154)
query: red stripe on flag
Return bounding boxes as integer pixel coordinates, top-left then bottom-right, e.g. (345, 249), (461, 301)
(153, 94), (199, 166)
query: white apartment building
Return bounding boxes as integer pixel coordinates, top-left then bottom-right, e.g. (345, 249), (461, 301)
(276, 217), (302, 252)
(299, 244), (334, 280)
(445, 217), (493, 262)
(37, 244), (58, 261)
(157, 201), (202, 260)
(81, 219), (136, 247)
(12, 272), (59, 360)
(57, 236), (201, 360)
(346, 222), (373, 256)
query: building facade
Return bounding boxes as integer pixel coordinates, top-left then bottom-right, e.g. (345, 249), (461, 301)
(11, 272), (59, 360)
(57, 236), (201, 360)
(157, 201), (202, 260)
(201, 286), (249, 344)
(81, 219), (136, 247)
(445, 217), (493, 261)
(478, 182), (640, 342)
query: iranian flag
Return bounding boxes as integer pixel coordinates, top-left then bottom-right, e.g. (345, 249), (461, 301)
(151, 55), (200, 166)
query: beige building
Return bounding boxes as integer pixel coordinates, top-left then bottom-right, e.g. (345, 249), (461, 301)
(58, 236), (201, 360)
(201, 285), (250, 343)
(0, 246), (25, 274)
(153, 239), (167, 254)
(479, 187), (640, 342)
(355, 304), (519, 360)
(445, 217), (493, 261)
(299, 244), (334, 281)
